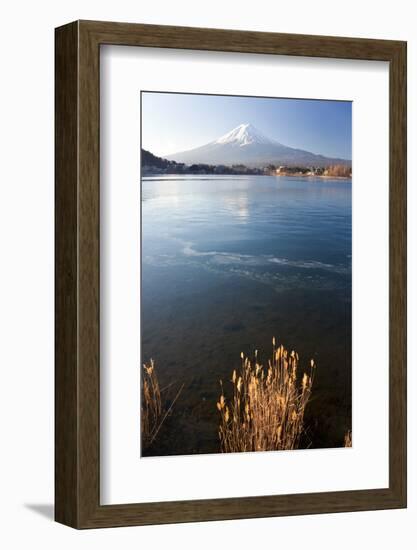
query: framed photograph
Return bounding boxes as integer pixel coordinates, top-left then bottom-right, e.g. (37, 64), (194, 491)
(55, 20), (406, 528)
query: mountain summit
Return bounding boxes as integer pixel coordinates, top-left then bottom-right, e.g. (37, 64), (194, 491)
(214, 123), (275, 147)
(166, 123), (350, 168)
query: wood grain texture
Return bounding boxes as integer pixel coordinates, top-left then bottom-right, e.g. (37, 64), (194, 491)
(55, 20), (407, 529)
(55, 21), (79, 527)
(388, 41), (407, 503)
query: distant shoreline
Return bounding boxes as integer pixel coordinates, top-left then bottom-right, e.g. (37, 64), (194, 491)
(275, 173), (352, 180)
(141, 149), (351, 179)
(142, 171), (352, 180)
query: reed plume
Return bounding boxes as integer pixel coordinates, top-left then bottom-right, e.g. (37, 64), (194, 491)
(141, 359), (162, 449)
(217, 339), (315, 453)
(141, 359), (184, 451)
(344, 430), (352, 447)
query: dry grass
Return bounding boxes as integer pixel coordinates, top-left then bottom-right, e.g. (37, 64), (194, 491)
(217, 338), (315, 453)
(141, 360), (162, 449)
(344, 430), (352, 447)
(141, 359), (184, 451)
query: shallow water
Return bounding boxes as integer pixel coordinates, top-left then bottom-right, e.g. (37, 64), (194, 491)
(141, 175), (352, 456)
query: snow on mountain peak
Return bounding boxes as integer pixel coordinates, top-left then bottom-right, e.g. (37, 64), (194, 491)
(215, 123), (275, 147)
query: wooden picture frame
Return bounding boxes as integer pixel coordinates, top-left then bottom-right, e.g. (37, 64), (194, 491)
(55, 20), (407, 528)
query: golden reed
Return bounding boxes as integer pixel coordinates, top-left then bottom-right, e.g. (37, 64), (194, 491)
(141, 360), (184, 450)
(217, 338), (315, 452)
(344, 430), (352, 447)
(141, 359), (162, 449)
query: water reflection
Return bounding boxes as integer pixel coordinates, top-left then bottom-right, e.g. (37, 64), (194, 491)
(141, 175), (352, 456)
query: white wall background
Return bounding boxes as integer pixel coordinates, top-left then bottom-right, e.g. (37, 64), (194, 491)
(0, 0), (414, 547)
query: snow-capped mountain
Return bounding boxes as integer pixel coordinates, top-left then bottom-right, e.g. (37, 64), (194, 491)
(165, 123), (350, 167)
(214, 123), (273, 146)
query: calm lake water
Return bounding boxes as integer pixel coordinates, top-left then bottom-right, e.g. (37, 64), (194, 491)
(141, 175), (352, 456)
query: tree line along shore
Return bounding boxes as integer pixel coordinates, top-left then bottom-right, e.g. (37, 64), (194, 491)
(141, 148), (352, 178)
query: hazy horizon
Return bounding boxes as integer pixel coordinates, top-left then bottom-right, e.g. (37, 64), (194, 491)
(141, 91), (352, 160)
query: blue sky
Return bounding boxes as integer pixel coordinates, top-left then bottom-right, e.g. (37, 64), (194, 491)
(141, 92), (352, 160)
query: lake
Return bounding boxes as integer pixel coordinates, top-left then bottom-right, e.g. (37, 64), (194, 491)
(141, 175), (352, 456)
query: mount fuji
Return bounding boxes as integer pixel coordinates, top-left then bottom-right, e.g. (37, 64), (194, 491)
(165, 123), (350, 168)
